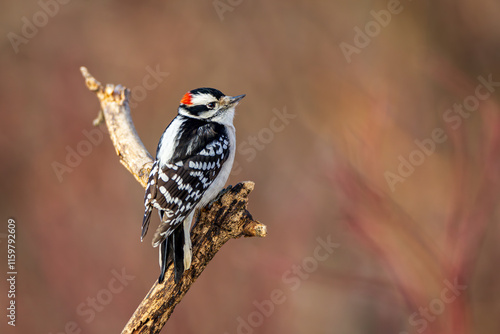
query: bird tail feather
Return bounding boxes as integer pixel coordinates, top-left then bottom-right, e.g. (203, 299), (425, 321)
(158, 224), (192, 283)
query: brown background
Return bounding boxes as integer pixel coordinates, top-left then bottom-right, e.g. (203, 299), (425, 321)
(1, 1), (500, 333)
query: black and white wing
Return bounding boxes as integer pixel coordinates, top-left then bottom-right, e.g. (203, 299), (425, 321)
(142, 136), (230, 241)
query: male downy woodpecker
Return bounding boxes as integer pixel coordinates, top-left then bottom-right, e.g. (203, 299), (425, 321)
(141, 87), (245, 283)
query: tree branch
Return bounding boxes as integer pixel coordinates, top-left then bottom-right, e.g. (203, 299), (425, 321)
(80, 67), (267, 334)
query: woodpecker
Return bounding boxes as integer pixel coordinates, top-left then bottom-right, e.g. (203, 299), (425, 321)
(141, 87), (245, 283)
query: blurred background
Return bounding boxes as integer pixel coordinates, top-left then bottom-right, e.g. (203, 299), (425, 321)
(1, 1), (500, 333)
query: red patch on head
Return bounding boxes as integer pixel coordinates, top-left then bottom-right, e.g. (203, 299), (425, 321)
(180, 92), (192, 105)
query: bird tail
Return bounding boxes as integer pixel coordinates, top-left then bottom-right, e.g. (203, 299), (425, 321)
(158, 218), (193, 283)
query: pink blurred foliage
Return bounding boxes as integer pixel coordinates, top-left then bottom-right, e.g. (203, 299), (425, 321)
(321, 59), (500, 333)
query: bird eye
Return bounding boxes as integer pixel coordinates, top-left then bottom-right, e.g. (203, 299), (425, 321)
(207, 102), (216, 109)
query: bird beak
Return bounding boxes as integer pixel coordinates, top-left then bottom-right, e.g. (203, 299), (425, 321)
(227, 94), (246, 106)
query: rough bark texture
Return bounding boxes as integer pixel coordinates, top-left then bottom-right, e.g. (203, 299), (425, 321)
(80, 67), (266, 334)
(80, 67), (153, 187)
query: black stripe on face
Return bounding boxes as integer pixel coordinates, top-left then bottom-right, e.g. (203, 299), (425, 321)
(184, 104), (210, 116)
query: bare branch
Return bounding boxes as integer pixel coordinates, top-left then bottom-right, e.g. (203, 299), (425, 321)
(80, 67), (153, 187)
(79, 67), (267, 334)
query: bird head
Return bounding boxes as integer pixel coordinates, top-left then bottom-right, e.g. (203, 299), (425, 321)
(178, 87), (245, 125)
